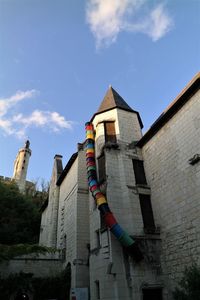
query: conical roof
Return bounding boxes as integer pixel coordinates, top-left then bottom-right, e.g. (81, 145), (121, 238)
(97, 86), (134, 114)
(91, 86), (143, 128)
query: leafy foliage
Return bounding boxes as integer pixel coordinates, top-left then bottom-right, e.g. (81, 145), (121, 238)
(0, 244), (54, 262)
(0, 266), (71, 300)
(0, 180), (51, 261)
(173, 265), (200, 300)
(27, 178), (49, 209)
(0, 180), (41, 245)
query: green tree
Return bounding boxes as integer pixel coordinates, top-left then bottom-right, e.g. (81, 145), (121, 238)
(0, 180), (41, 245)
(0, 266), (71, 300)
(173, 265), (200, 300)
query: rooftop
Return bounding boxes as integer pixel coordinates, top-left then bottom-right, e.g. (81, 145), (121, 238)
(91, 86), (143, 128)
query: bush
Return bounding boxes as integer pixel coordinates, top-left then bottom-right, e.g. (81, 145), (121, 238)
(0, 266), (71, 300)
(173, 265), (200, 300)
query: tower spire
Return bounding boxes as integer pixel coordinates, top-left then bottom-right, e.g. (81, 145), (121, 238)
(91, 86), (143, 128)
(12, 140), (32, 193)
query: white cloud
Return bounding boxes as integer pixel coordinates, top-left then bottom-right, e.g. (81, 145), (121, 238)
(0, 90), (73, 139)
(86, 0), (173, 48)
(0, 119), (14, 135)
(147, 4), (173, 41)
(0, 89), (37, 117)
(13, 110), (73, 131)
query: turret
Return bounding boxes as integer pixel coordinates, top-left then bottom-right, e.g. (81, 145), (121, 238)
(12, 140), (31, 193)
(91, 86), (143, 157)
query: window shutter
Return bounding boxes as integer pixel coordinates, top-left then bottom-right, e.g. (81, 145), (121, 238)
(104, 122), (117, 143)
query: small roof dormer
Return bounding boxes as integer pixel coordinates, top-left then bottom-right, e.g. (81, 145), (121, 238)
(91, 86), (143, 128)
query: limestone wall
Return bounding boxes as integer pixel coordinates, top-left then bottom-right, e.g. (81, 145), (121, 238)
(57, 151), (90, 289)
(39, 156), (61, 248)
(89, 108), (164, 300)
(0, 255), (62, 278)
(142, 90), (200, 293)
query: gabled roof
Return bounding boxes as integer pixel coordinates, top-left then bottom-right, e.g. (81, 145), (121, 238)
(91, 86), (143, 128)
(137, 72), (200, 147)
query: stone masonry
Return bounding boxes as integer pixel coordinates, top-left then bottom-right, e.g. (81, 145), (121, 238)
(38, 73), (200, 300)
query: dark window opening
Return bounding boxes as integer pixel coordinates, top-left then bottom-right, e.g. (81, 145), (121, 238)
(143, 288), (162, 300)
(22, 166), (24, 170)
(100, 211), (106, 230)
(61, 234), (67, 260)
(104, 121), (116, 143)
(98, 154), (106, 183)
(95, 280), (100, 299)
(139, 194), (155, 232)
(23, 160), (26, 163)
(132, 159), (147, 185)
(95, 230), (101, 249)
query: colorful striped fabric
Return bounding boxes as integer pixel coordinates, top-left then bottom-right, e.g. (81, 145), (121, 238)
(85, 122), (143, 262)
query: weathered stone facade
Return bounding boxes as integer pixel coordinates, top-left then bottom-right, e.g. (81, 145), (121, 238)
(39, 73), (200, 300)
(0, 140), (35, 193)
(12, 140), (32, 193)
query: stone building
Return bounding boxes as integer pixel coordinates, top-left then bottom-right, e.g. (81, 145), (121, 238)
(40, 73), (200, 300)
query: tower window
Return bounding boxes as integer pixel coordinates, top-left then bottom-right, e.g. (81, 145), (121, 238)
(132, 159), (147, 185)
(98, 154), (106, 183)
(23, 160), (26, 163)
(104, 121), (116, 143)
(22, 167), (24, 170)
(139, 194), (155, 232)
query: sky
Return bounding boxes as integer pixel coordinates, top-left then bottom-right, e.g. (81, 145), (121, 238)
(0, 0), (200, 185)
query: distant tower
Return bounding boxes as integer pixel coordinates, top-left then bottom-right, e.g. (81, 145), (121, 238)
(12, 140), (31, 193)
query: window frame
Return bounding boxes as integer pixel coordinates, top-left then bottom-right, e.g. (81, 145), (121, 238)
(104, 121), (117, 143)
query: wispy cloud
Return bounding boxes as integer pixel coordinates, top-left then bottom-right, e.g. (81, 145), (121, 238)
(86, 0), (173, 48)
(0, 90), (73, 139)
(13, 110), (72, 132)
(0, 90), (37, 117)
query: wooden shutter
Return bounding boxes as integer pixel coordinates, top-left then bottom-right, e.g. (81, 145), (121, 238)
(132, 159), (147, 185)
(139, 194), (155, 231)
(104, 122), (117, 143)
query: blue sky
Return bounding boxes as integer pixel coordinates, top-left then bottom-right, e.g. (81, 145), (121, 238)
(0, 0), (199, 185)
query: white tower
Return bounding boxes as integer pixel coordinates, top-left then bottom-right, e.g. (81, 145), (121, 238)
(13, 140), (31, 193)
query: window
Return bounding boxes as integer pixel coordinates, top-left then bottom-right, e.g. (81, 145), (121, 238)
(100, 211), (106, 230)
(132, 159), (147, 185)
(104, 121), (116, 143)
(62, 234), (67, 260)
(94, 230), (101, 249)
(95, 280), (100, 299)
(143, 288), (162, 300)
(98, 154), (106, 183)
(139, 194), (155, 232)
